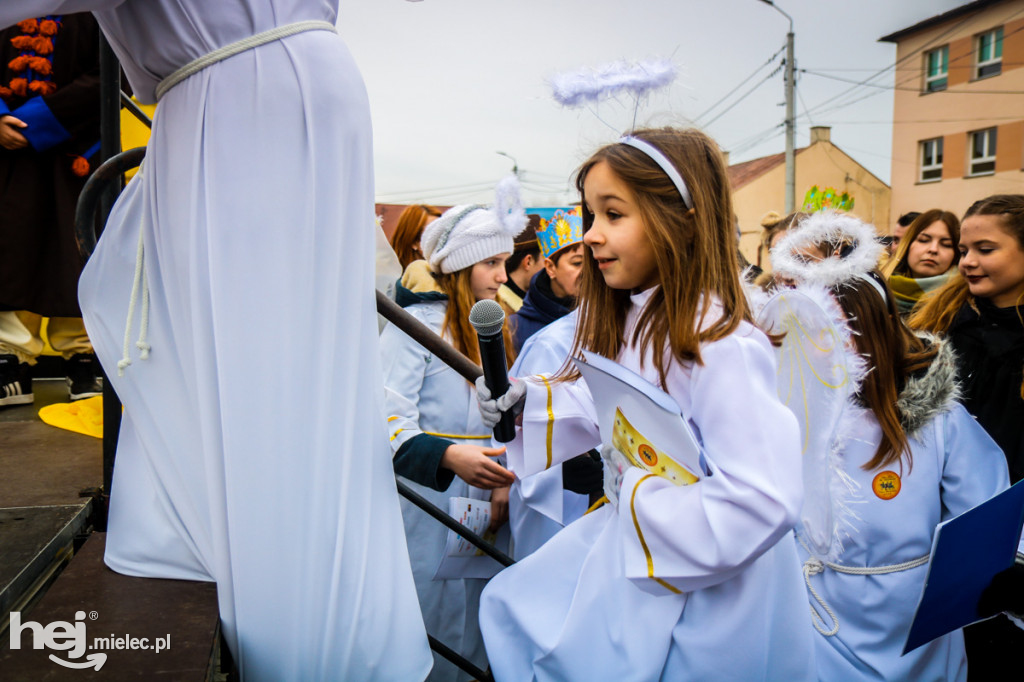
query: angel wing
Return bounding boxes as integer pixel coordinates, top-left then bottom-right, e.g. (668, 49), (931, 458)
(756, 286), (864, 560)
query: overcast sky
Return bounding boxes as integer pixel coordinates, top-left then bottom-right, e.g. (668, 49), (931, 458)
(338, 0), (968, 207)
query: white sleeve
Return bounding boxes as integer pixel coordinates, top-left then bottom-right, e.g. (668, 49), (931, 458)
(616, 333), (804, 594)
(939, 403), (1010, 520)
(503, 375), (601, 480)
(379, 322), (429, 452)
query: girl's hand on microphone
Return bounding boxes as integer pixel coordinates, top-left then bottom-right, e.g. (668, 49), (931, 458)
(475, 376), (526, 429)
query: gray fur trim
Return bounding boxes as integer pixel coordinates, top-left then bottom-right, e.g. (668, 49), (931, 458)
(898, 332), (960, 438)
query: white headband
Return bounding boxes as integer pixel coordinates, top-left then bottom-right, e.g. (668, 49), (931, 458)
(619, 135), (693, 210)
(857, 272), (889, 303)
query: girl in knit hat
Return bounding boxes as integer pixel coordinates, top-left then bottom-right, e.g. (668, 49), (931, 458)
(379, 177), (525, 681)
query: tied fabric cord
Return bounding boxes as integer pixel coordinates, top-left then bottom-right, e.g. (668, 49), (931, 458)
(120, 21), (340, 375)
(118, 201), (150, 376)
(799, 534), (929, 637)
(155, 21), (337, 100)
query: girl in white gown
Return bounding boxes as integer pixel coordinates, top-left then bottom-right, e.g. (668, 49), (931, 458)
(476, 127), (815, 681)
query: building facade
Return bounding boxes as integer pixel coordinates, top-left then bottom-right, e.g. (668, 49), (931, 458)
(881, 0), (1024, 225)
(730, 126), (891, 266)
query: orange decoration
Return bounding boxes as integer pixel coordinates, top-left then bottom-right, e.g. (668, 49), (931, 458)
(10, 36), (34, 50)
(38, 20), (58, 37)
(17, 19), (38, 34)
(32, 36), (53, 55)
(9, 78), (27, 97)
(28, 80), (56, 95)
(71, 156), (90, 177)
(28, 57), (52, 75)
(8, 55), (30, 72)
(0, 86), (10, 98)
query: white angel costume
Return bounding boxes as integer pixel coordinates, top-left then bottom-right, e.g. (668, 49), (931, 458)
(380, 299), (493, 682)
(479, 288), (816, 681)
(0, 2), (432, 680)
(760, 287), (1010, 681)
(506, 309), (590, 559)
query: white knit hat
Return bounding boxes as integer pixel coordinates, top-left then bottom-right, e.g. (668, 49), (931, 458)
(421, 176), (529, 274)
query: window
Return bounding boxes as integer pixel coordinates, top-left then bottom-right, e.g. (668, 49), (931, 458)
(920, 138), (943, 181)
(924, 46), (948, 92)
(969, 128), (997, 176)
(975, 27), (1003, 79)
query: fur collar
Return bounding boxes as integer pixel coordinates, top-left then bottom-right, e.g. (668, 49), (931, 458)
(898, 332), (960, 438)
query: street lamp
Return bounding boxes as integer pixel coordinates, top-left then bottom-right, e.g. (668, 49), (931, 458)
(496, 151), (519, 177)
(758, 0), (796, 213)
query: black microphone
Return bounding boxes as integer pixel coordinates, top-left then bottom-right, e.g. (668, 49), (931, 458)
(469, 299), (515, 443)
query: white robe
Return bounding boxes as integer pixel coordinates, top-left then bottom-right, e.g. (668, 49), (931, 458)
(380, 300), (492, 682)
(0, 3), (432, 680)
(798, 403), (1009, 682)
(480, 288), (816, 681)
(506, 310), (589, 559)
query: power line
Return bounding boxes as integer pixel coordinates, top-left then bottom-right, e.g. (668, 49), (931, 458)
(702, 62), (784, 128)
(801, 68), (1024, 94)
(695, 45), (785, 125)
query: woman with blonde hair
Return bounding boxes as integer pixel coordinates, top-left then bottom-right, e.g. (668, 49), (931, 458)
(884, 209), (960, 314)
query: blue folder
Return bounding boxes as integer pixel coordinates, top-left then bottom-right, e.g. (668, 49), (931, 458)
(903, 479), (1024, 654)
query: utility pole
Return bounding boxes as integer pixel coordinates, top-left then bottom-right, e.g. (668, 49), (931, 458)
(759, 0), (796, 212)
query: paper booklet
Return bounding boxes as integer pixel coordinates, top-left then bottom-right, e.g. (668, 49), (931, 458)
(433, 496), (511, 581)
(903, 479), (1024, 654)
(572, 350), (704, 486)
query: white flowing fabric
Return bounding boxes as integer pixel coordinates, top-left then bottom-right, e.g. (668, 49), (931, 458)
(480, 288), (816, 681)
(0, 2), (432, 680)
(797, 404), (1009, 681)
(506, 310), (589, 560)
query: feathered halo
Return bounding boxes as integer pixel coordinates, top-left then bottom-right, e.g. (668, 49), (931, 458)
(493, 174), (528, 236)
(549, 58), (677, 108)
(770, 210), (884, 288)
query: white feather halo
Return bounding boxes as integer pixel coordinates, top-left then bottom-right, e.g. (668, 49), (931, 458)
(493, 175), (528, 237)
(549, 59), (677, 108)
(770, 210), (884, 287)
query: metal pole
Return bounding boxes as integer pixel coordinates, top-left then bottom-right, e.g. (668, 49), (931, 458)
(97, 34), (122, 531)
(784, 28), (796, 213)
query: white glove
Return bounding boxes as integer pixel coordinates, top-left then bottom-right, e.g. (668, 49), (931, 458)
(600, 443), (630, 508)
(475, 375), (527, 430)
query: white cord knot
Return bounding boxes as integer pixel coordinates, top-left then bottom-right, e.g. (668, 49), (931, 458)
(803, 557), (825, 578)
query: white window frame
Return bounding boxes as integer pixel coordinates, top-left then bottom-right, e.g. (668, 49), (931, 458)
(968, 128), (997, 176)
(924, 46), (948, 92)
(975, 27), (1003, 79)
(919, 138), (943, 182)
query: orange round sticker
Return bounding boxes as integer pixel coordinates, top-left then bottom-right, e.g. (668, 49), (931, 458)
(637, 443), (658, 467)
(872, 471), (901, 500)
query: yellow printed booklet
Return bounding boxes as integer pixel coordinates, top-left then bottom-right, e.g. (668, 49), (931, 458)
(574, 350), (704, 486)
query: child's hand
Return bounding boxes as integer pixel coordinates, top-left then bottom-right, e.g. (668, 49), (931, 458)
(600, 443), (629, 507)
(476, 376), (526, 429)
(489, 486), (510, 533)
(441, 443), (515, 489)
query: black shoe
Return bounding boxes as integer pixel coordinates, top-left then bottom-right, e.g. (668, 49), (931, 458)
(0, 354), (33, 407)
(66, 353), (103, 401)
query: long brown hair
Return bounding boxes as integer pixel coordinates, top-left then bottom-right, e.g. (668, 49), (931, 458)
(883, 208), (960, 278)
(834, 274), (938, 471)
(392, 204), (442, 269)
(567, 127), (751, 387)
(433, 268), (515, 369)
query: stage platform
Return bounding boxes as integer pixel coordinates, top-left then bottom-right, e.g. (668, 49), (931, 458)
(0, 379), (224, 679)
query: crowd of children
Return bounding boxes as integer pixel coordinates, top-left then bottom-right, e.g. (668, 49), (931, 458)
(381, 126), (1024, 681)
